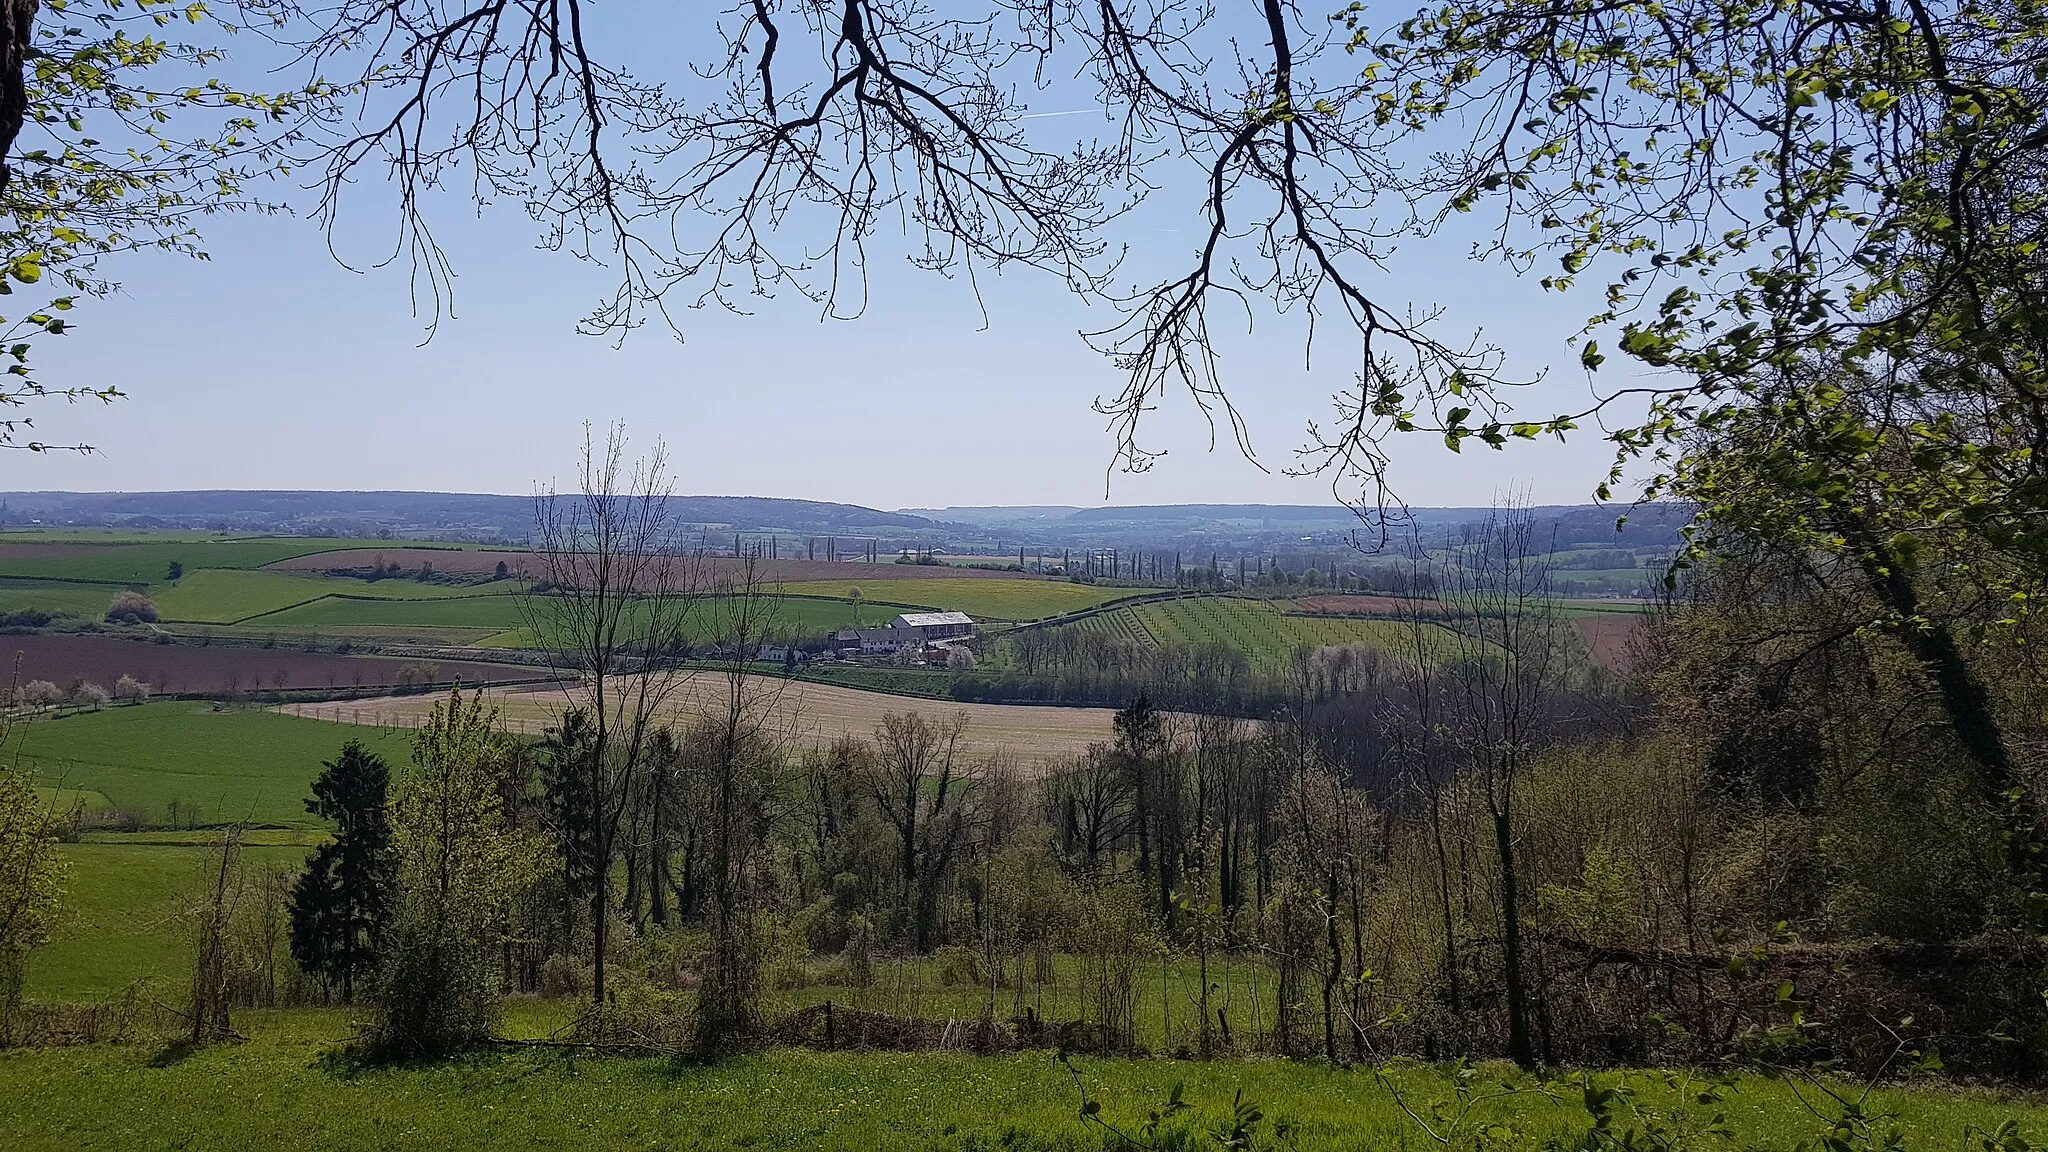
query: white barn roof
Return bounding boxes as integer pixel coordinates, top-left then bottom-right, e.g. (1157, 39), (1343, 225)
(892, 611), (974, 629)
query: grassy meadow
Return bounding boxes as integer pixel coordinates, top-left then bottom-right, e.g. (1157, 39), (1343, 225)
(0, 539), (398, 584)
(152, 570), (531, 626)
(14, 702), (411, 829)
(30, 840), (313, 1000)
(1, 1018), (2041, 1151)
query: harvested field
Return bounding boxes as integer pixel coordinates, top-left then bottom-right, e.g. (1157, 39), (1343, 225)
(1290, 594), (1447, 616)
(1575, 613), (1643, 670)
(0, 633), (540, 696)
(282, 675), (1117, 763)
(265, 549), (1058, 583)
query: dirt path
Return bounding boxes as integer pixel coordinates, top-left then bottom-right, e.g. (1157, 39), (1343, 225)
(279, 674), (1116, 764)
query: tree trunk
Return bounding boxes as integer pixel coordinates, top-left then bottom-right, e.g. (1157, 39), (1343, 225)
(1853, 538), (2015, 794)
(1494, 808), (1535, 1069)
(0, 0), (36, 199)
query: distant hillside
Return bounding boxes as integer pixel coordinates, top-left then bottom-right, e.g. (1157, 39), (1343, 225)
(0, 491), (932, 541)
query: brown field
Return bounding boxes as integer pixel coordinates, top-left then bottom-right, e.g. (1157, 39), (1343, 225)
(0, 633), (541, 697)
(1291, 594), (1447, 616)
(281, 674), (1117, 763)
(1575, 614), (1643, 670)
(264, 549), (1051, 584)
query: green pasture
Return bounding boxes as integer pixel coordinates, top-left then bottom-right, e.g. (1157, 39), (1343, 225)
(28, 840), (312, 1000)
(29, 783), (111, 812)
(0, 530), (236, 543)
(248, 594), (529, 633)
(0, 539), (389, 584)
(13, 702), (409, 830)
(154, 570), (341, 623)
(155, 570), (533, 626)
(777, 578), (1153, 621)
(0, 1024), (2040, 1152)
(0, 580), (124, 619)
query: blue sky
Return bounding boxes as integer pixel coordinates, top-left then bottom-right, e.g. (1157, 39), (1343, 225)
(0, 7), (1655, 511)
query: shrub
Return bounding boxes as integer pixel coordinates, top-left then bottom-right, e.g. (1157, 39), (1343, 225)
(538, 954), (591, 998)
(67, 681), (110, 710)
(368, 908), (498, 1058)
(16, 680), (60, 708)
(0, 767), (65, 1039)
(104, 591), (158, 624)
(112, 675), (151, 704)
(393, 662), (440, 693)
(368, 690), (548, 1059)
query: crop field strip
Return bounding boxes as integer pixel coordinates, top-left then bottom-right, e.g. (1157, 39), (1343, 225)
(16, 702), (417, 830)
(0, 538), (423, 584)
(774, 577), (1156, 621)
(1006, 595), (1466, 672)
(265, 549), (1071, 583)
(282, 676), (1117, 763)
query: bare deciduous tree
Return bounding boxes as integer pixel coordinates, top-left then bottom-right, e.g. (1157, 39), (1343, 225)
(524, 423), (702, 1005)
(1437, 500), (1570, 1069)
(864, 711), (973, 953)
(695, 553), (792, 1048)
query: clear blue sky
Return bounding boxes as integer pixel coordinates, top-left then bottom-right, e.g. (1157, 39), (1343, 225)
(0, 9), (1655, 511)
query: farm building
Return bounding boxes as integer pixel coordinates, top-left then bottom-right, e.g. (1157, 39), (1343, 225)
(832, 628), (916, 655)
(830, 611), (977, 657)
(889, 611), (975, 641)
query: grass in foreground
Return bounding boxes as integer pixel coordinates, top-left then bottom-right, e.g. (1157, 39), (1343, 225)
(0, 1009), (2040, 1152)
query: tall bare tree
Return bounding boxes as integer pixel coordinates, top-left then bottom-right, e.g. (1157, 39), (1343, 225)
(524, 424), (702, 1005)
(695, 552), (791, 1048)
(864, 711), (973, 952)
(1437, 501), (1569, 1069)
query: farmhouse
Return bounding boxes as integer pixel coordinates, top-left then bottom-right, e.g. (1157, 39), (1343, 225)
(830, 610), (977, 656)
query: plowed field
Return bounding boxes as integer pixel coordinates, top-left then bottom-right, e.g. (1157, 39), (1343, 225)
(0, 633), (539, 696)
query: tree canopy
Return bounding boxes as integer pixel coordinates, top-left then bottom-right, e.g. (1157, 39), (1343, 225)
(0, 0), (325, 450)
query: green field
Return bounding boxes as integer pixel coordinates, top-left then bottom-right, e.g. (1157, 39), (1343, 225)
(14, 702), (409, 830)
(777, 578), (1153, 621)
(154, 570), (532, 626)
(1036, 597), (1422, 672)
(0, 580), (125, 619)
(246, 594), (530, 633)
(0, 1023), (2038, 1151)
(30, 840), (313, 999)
(0, 539), (393, 584)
